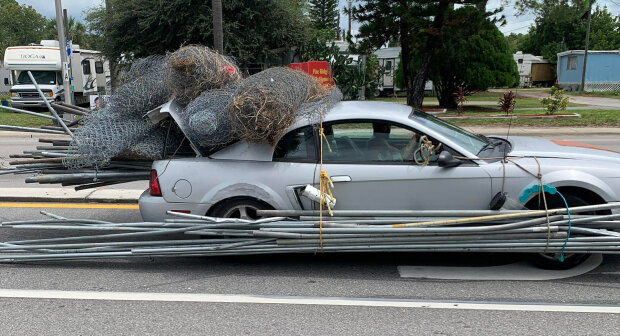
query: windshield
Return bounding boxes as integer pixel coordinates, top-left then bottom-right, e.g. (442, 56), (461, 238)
(16, 71), (57, 85)
(409, 109), (488, 155)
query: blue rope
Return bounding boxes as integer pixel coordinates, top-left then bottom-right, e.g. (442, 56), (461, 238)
(556, 190), (571, 262)
(519, 184), (571, 262)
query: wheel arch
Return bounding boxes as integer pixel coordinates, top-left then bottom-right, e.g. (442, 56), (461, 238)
(519, 170), (618, 205)
(201, 183), (288, 215)
(206, 196), (274, 216)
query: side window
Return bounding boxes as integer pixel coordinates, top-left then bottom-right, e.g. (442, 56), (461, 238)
(273, 126), (317, 162)
(95, 61), (104, 74)
(82, 60), (91, 75)
(322, 121), (442, 164)
(567, 56), (578, 70)
(385, 60), (392, 71)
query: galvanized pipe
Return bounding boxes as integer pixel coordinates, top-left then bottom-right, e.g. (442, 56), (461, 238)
(26, 71), (75, 138)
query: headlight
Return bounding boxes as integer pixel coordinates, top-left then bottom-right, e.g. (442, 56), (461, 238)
(46, 91), (54, 97)
(10, 92), (18, 98)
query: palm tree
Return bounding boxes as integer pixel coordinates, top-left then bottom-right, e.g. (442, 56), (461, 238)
(212, 0), (223, 53)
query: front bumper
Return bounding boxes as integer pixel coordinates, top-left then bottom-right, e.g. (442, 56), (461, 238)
(138, 190), (211, 222)
(10, 98), (54, 108)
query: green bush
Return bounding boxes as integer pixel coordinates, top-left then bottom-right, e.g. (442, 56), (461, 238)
(539, 86), (569, 115)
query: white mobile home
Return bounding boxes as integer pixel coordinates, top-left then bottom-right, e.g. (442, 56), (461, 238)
(513, 51), (554, 87)
(3, 40), (109, 108)
(0, 62), (11, 94)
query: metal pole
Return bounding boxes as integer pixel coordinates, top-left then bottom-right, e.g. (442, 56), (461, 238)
(55, 0), (73, 106)
(212, 0), (224, 53)
(26, 71), (75, 138)
(580, 3), (592, 92)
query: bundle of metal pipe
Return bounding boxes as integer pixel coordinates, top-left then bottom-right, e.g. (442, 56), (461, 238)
(0, 203), (618, 262)
(0, 72), (157, 189)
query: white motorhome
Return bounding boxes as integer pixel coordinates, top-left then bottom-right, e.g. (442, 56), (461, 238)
(373, 46), (433, 96)
(3, 40), (109, 108)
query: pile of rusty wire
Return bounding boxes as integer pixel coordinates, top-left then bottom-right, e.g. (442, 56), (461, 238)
(0, 203), (619, 263)
(0, 45), (340, 189)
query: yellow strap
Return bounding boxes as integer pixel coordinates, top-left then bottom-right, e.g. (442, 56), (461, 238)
(318, 116), (335, 252)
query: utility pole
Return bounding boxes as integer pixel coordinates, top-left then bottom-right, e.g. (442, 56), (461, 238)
(63, 8), (73, 103)
(580, 2), (592, 92)
(347, 0), (352, 39)
(104, 0), (116, 91)
(55, 0), (72, 106)
(212, 0), (224, 53)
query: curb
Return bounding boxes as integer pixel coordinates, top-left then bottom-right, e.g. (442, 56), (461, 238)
(0, 188), (143, 204)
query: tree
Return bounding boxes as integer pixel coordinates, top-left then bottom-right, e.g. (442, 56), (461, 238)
(42, 17), (94, 50)
(515, 1), (619, 65)
(428, 14), (519, 107)
(506, 32), (527, 53)
(353, 0), (499, 108)
(300, 31), (381, 99)
(308, 0), (339, 38)
(85, 0), (312, 68)
(0, 0), (48, 60)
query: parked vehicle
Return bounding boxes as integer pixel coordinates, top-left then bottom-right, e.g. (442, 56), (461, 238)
(3, 40), (109, 108)
(373, 47), (433, 96)
(140, 100), (620, 224)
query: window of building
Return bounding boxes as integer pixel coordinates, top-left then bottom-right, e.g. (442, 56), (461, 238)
(385, 60), (392, 71)
(273, 126), (317, 162)
(95, 61), (104, 74)
(82, 60), (91, 75)
(567, 56), (578, 70)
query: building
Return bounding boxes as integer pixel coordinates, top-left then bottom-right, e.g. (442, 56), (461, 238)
(557, 50), (620, 92)
(513, 51), (554, 87)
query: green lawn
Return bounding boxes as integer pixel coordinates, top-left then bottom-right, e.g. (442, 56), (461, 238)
(374, 91), (585, 108)
(0, 108), (53, 127)
(449, 109), (620, 127)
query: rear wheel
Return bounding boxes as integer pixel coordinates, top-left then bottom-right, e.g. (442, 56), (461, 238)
(211, 198), (271, 220)
(525, 192), (592, 270)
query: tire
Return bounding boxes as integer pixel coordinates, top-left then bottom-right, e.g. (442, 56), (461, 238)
(210, 198), (271, 220)
(525, 192), (591, 270)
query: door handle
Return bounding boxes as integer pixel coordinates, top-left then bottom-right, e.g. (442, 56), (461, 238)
(331, 175), (352, 183)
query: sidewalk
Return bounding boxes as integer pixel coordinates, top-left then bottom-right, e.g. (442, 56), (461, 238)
(0, 188), (143, 203)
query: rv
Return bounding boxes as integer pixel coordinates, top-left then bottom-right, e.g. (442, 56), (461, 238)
(3, 40), (109, 108)
(373, 47), (433, 96)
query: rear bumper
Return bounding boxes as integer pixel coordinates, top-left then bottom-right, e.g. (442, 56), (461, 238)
(138, 190), (211, 222)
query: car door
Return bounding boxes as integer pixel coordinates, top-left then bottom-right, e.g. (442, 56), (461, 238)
(317, 121), (493, 210)
(271, 125), (319, 210)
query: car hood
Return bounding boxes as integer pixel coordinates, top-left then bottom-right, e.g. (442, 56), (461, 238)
(497, 136), (620, 164)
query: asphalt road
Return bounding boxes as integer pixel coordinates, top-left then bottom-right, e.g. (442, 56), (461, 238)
(0, 206), (618, 335)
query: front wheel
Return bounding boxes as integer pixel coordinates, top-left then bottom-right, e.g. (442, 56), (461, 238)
(525, 192), (592, 270)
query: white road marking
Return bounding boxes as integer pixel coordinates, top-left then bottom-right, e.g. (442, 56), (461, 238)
(0, 288), (618, 314)
(398, 254), (602, 281)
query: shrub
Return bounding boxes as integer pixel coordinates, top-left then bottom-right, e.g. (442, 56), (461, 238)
(498, 91), (516, 115)
(539, 86), (569, 115)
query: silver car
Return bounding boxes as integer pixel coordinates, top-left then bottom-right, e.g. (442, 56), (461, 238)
(140, 101), (620, 223)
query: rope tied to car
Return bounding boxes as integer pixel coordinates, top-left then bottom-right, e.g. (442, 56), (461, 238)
(318, 113), (335, 252)
(413, 135), (442, 166)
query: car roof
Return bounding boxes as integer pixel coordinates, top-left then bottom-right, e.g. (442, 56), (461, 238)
(290, 101), (413, 129)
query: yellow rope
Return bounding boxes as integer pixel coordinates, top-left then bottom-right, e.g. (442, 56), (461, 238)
(318, 114), (334, 252)
(414, 135), (442, 166)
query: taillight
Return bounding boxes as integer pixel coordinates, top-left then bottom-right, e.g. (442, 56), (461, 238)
(149, 170), (162, 196)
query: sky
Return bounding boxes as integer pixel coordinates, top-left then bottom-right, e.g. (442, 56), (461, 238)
(17, 0), (620, 36)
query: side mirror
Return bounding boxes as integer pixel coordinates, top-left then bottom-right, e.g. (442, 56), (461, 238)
(3, 78), (8, 85)
(438, 150), (462, 168)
